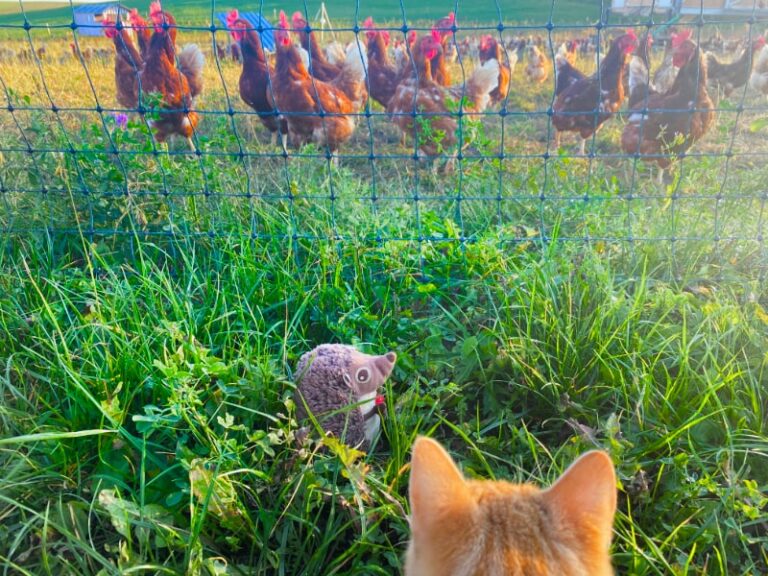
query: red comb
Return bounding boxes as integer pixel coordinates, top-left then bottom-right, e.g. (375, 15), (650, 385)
(362, 16), (374, 29)
(226, 9), (239, 26)
(291, 11), (305, 27)
(279, 10), (289, 29)
(446, 12), (455, 25)
(625, 29), (637, 41)
(128, 9), (145, 26)
(671, 29), (693, 48)
(102, 15), (117, 37)
(149, 1), (162, 16)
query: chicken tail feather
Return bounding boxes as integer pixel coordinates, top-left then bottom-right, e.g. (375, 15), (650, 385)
(463, 58), (499, 112)
(178, 43), (205, 98)
(333, 42), (368, 110)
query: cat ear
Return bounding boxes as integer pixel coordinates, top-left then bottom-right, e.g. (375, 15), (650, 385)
(544, 451), (617, 547)
(408, 437), (472, 530)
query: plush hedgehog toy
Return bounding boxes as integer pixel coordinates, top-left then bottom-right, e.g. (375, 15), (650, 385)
(294, 344), (397, 450)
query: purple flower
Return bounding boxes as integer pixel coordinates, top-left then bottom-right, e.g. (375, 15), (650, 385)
(112, 113), (129, 129)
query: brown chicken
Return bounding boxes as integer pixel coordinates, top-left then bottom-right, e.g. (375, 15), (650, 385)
(141, 1), (205, 147)
(227, 10), (287, 149)
(707, 36), (766, 97)
(70, 42), (93, 63)
(556, 40), (579, 66)
(102, 16), (142, 110)
(128, 9), (152, 61)
(362, 17), (400, 108)
(387, 32), (499, 161)
(524, 45), (549, 84)
(430, 12), (455, 86)
(479, 35), (510, 106)
(272, 11), (367, 157)
(621, 31), (715, 184)
(552, 31), (637, 153)
(291, 11), (341, 82)
(555, 54), (587, 98)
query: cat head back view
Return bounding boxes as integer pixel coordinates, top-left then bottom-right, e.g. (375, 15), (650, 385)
(404, 437), (617, 576)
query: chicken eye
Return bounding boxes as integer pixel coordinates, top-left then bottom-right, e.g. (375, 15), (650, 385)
(355, 367), (371, 384)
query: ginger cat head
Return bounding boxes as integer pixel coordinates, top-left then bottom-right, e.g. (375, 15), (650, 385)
(404, 437), (617, 576)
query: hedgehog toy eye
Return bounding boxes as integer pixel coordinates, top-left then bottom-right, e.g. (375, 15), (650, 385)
(355, 367), (371, 384)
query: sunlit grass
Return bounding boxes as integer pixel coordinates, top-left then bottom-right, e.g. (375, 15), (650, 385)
(1, 13), (767, 576)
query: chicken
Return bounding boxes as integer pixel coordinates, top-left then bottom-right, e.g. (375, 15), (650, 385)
(701, 30), (724, 53)
(627, 32), (656, 109)
(393, 31), (418, 75)
(226, 9), (287, 149)
(70, 42), (93, 63)
(324, 41), (346, 66)
(291, 12), (341, 82)
(215, 41), (226, 61)
(141, 1), (205, 148)
(229, 42), (242, 63)
(430, 12), (455, 86)
(102, 15), (143, 110)
(478, 35), (511, 106)
(707, 36), (766, 97)
(554, 54), (586, 97)
(387, 32), (499, 161)
(749, 45), (768, 96)
(552, 31), (637, 153)
(362, 17), (400, 108)
(556, 40), (578, 66)
(525, 45), (549, 84)
(621, 31), (715, 185)
(128, 8), (152, 61)
(271, 11), (367, 157)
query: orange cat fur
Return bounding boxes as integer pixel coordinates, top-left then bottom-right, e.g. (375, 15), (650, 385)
(404, 437), (617, 576)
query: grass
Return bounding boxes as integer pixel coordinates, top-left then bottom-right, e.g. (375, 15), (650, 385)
(0, 2), (64, 16)
(0, 224), (767, 575)
(0, 8), (768, 575)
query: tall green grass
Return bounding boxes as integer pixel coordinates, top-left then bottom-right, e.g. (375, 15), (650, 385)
(1, 223), (766, 574)
(1, 17), (767, 573)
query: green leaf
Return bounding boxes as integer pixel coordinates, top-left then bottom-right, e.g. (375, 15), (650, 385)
(749, 117), (768, 132)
